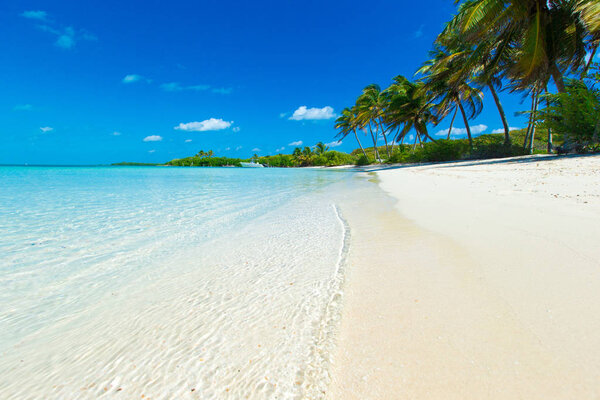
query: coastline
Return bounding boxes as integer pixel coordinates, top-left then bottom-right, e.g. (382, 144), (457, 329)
(329, 154), (600, 398)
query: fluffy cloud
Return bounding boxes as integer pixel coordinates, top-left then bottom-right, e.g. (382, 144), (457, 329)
(232, 127), (241, 133)
(435, 124), (488, 137)
(288, 140), (303, 146)
(225, 147), (231, 151)
(21, 10), (47, 20)
(174, 118), (233, 132)
(40, 126), (53, 133)
(289, 106), (336, 121)
(122, 74), (145, 84)
(14, 104), (33, 111)
(275, 146), (285, 152)
(112, 131), (121, 136)
(235, 146), (243, 151)
(143, 135), (162, 142)
(326, 140), (342, 148)
(492, 127), (520, 134)
(252, 148), (261, 152)
(148, 150), (156, 153)
(185, 139), (192, 143)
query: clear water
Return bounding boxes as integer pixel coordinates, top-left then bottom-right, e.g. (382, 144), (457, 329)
(0, 166), (355, 399)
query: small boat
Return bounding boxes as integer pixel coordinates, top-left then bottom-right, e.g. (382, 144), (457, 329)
(240, 161), (264, 168)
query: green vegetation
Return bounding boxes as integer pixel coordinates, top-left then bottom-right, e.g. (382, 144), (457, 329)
(166, 156), (243, 167)
(334, 0), (600, 162)
(537, 67), (600, 152)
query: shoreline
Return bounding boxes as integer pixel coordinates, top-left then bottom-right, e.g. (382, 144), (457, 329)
(329, 154), (600, 398)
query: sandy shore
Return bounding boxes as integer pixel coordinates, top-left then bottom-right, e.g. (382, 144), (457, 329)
(329, 154), (600, 399)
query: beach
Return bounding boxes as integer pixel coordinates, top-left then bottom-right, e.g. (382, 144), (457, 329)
(329, 154), (600, 399)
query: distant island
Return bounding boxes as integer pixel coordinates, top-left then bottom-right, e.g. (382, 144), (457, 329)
(111, 128), (582, 168)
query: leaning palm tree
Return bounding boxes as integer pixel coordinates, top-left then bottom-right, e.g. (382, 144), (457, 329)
(334, 107), (368, 158)
(384, 76), (439, 148)
(355, 84), (392, 159)
(417, 48), (484, 152)
(435, 31), (514, 146)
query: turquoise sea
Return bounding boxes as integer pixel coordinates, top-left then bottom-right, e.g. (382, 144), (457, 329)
(0, 166), (357, 399)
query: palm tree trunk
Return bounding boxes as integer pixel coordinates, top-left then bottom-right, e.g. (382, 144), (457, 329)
(412, 133), (419, 151)
(549, 62), (566, 93)
(488, 83), (511, 146)
(528, 90), (540, 154)
(377, 120), (391, 159)
(447, 107), (458, 140)
(353, 129), (368, 159)
(523, 91), (536, 150)
(458, 102), (473, 152)
(544, 87), (552, 153)
(581, 41), (599, 79)
(367, 126), (381, 162)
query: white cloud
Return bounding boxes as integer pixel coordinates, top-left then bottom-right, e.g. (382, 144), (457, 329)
(279, 113), (287, 118)
(326, 140), (342, 148)
(235, 145), (243, 151)
(122, 74), (145, 84)
(174, 118), (233, 132)
(161, 82), (183, 91)
(225, 147), (231, 151)
(252, 148), (261, 152)
(276, 146), (285, 152)
(289, 106), (336, 121)
(40, 126), (53, 133)
(212, 87), (233, 95)
(148, 150), (156, 153)
(232, 127), (241, 133)
(288, 140), (303, 146)
(112, 131), (121, 136)
(492, 127), (520, 134)
(21, 10), (47, 20)
(143, 135), (162, 142)
(185, 139), (192, 143)
(14, 104), (33, 111)
(435, 124), (488, 137)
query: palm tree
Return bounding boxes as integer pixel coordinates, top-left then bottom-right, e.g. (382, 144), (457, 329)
(383, 76), (439, 148)
(334, 107), (368, 158)
(207, 150), (214, 158)
(417, 48), (484, 152)
(448, 0), (589, 93)
(356, 84), (392, 159)
(314, 142), (329, 155)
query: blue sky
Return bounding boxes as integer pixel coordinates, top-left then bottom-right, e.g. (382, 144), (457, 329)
(0, 0), (570, 164)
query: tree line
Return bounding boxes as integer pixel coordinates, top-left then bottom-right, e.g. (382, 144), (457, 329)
(335, 0), (600, 162)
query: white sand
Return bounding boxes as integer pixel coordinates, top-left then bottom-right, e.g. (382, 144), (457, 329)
(330, 154), (600, 399)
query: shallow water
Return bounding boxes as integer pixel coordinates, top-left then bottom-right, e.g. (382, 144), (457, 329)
(0, 166), (358, 399)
